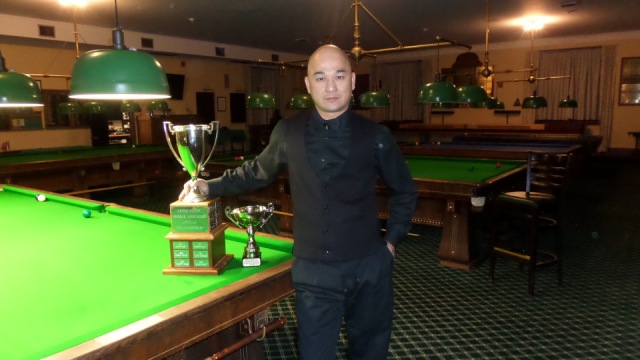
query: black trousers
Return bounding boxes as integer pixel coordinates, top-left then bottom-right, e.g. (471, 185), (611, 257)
(292, 244), (395, 360)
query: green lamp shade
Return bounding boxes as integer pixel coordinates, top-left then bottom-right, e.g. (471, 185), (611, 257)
(475, 96), (497, 109)
(247, 92), (276, 109)
(417, 81), (457, 104)
(121, 101), (142, 112)
(559, 96), (578, 108)
(522, 94), (548, 109)
(457, 85), (488, 104)
(57, 102), (82, 115)
(82, 101), (108, 114)
(69, 49), (171, 100)
(0, 71), (43, 107)
(288, 94), (314, 109)
(359, 90), (390, 108)
(147, 100), (169, 112)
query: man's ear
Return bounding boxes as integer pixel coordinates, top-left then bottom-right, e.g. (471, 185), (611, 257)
(304, 77), (311, 93)
(351, 72), (356, 91)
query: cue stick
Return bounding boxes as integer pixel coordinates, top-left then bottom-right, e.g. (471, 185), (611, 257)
(65, 181), (155, 196)
(206, 317), (287, 360)
(272, 209), (419, 237)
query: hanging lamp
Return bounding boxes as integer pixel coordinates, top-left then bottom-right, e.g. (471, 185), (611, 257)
(559, 76), (578, 108)
(246, 90), (276, 109)
(0, 52), (43, 107)
(58, 102), (82, 115)
(360, 56), (390, 108)
(522, 91), (548, 109)
(288, 94), (313, 109)
(360, 91), (390, 108)
(82, 101), (109, 114)
(69, 0), (170, 100)
(457, 84), (488, 104)
(418, 37), (458, 104)
(559, 96), (578, 108)
(147, 100), (170, 115)
(120, 101), (141, 113)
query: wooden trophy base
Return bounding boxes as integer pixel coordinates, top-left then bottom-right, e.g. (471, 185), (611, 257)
(164, 223), (234, 275)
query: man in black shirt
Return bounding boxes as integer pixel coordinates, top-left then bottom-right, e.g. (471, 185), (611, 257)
(180, 44), (417, 360)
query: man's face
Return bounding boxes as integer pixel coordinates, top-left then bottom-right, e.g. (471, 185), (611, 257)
(304, 46), (356, 120)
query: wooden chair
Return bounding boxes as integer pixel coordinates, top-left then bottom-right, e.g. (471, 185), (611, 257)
(488, 194), (562, 296)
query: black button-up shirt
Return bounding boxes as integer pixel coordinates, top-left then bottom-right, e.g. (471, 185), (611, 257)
(208, 108), (417, 248)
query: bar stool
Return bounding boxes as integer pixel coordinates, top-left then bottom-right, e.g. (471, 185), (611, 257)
(488, 194), (562, 296)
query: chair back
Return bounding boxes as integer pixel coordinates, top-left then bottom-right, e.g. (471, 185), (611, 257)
(525, 151), (573, 199)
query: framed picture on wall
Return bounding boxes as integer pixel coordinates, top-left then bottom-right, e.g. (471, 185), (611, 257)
(217, 97), (227, 112)
(619, 57), (640, 105)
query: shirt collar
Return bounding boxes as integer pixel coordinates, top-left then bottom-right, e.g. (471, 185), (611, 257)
(310, 108), (350, 131)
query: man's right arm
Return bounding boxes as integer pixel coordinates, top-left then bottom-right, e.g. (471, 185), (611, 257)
(179, 121), (288, 201)
(207, 121), (287, 197)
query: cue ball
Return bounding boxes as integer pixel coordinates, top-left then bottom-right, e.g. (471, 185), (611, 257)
(36, 194), (47, 202)
(82, 209), (92, 218)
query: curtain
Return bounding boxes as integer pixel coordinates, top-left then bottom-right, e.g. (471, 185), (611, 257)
(598, 46), (617, 151)
(535, 46), (616, 151)
(379, 61), (423, 121)
(536, 47), (602, 121)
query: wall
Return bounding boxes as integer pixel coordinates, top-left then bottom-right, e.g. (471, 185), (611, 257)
(2, 13), (640, 152)
(376, 30), (640, 151)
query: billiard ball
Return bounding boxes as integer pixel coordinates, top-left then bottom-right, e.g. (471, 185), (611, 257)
(469, 166), (475, 171)
(35, 194), (47, 202)
(82, 209), (92, 218)
(496, 162), (502, 168)
(234, 156), (245, 161)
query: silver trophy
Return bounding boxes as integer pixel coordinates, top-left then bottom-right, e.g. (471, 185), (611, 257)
(164, 121), (219, 203)
(225, 203), (274, 267)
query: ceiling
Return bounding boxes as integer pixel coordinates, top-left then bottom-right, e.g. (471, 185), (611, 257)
(2, 0), (639, 57)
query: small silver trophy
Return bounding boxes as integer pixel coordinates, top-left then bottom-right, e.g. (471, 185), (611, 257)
(225, 203), (274, 267)
(163, 121), (219, 203)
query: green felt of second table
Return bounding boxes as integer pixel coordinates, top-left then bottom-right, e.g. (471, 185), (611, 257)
(404, 155), (524, 182)
(0, 185), (294, 360)
(0, 145), (170, 166)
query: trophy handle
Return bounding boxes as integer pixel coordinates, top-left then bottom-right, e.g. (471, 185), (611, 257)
(163, 121), (186, 170)
(201, 121), (220, 170)
(260, 203), (275, 227)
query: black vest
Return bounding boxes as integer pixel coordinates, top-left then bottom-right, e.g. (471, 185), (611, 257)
(285, 111), (383, 261)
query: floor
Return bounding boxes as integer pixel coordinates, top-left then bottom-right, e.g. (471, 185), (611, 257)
(97, 156), (640, 359)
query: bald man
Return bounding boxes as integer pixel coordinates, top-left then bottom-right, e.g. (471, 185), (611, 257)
(180, 45), (417, 359)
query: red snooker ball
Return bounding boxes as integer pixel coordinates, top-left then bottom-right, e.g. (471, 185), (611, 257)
(496, 162), (502, 168)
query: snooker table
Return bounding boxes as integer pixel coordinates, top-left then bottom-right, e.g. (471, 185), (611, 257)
(0, 145), (180, 196)
(400, 141), (583, 160)
(0, 185), (294, 360)
(205, 154), (526, 270)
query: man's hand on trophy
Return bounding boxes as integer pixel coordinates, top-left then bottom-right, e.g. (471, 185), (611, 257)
(179, 179), (209, 201)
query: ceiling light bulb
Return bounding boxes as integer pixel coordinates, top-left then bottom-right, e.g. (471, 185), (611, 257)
(58, 0), (88, 7)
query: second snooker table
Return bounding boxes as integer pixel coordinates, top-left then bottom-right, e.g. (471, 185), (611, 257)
(206, 155), (526, 270)
(400, 141), (583, 160)
(0, 145), (179, 196)
(0, 185), (294, 360)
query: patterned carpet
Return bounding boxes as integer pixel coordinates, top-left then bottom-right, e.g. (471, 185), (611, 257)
(96, 156), (640, 359)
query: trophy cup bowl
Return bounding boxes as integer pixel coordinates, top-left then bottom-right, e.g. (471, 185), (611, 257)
(225, 203), (274, 267)
(164, 121), (219, 203)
